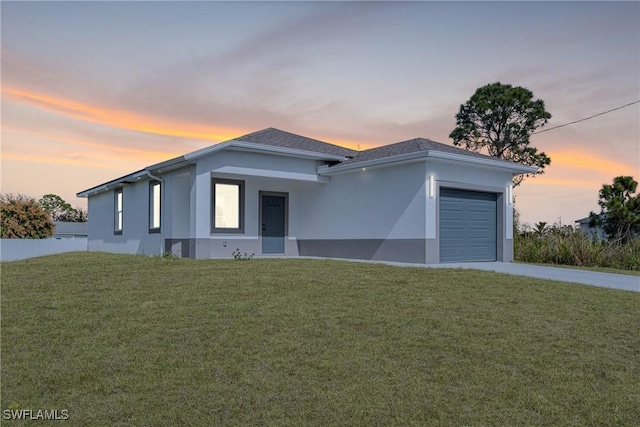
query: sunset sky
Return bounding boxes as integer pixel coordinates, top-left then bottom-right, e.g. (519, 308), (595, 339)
(2, 1), (638, 226)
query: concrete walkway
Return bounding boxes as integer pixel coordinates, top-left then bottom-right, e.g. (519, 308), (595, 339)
(294, 257), (639, 292)
(422, 262), (639, 292)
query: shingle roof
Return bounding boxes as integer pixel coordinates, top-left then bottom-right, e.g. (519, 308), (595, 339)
(232, 128), (501, 166)
(235, 128), (358, 158)
(78, 127), (531, 197)
(53, 221), (88, 236)
(576, 214), (602, 224)
(339, 137), (499, 165)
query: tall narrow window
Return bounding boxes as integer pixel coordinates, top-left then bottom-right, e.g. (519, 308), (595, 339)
(149, 181), (161, 233)
(212, 178), (244, 233)
(114, 188), (123, 234)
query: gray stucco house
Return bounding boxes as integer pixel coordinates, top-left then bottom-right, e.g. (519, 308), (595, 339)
(77, 128), (535, 263)
(575, 215), (607, 241)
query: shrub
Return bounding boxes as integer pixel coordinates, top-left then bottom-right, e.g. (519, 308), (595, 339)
(232, 249), (254, 260)
(514, 224), (639, 270)
(155, 251), (179, 260)
(0, 194), (54, 239)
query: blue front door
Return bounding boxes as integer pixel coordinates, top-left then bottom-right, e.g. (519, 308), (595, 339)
(262, 195), (285, 253)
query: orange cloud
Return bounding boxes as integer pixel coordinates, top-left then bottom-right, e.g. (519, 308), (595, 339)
(1, 152), (138, 170)
(2, 87), (366, 151)
(526, 150), (634, 189)
(2, 87), (246, 142)
(547, 150), (636, 176)
(55, 135), (179, 162)
(522, 150), (637, 190)
(3, 124), (181, 163)
(527, 176), (600, 189)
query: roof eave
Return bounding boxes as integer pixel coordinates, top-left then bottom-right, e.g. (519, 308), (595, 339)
(182, 140), (349, 162)
(232, 140), (349, 161)
(77, 169), (150, 198)
(319, 150), (538, 176)
(318, 151), (427, 175)
(146, 155), (192, 173)
(426, 151), (538, 174)
(79, 140), (349, 197)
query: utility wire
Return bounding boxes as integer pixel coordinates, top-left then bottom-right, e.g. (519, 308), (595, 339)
(532, 100), (640, 135)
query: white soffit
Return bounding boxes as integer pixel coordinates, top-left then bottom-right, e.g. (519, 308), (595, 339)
(211, 166), (329, 183)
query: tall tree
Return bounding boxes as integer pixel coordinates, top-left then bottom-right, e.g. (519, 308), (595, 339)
(39, 194), (87, 222)
(589, 176), (640, 244)
(449, 82), (552, 186)
(1, 194), (54, 238)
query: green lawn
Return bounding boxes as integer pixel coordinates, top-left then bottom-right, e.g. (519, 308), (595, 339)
(2, 253), (639, 426)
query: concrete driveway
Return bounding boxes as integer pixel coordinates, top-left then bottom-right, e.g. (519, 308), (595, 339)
(298, 257), (639, 292)
(424, 262), (640, 292)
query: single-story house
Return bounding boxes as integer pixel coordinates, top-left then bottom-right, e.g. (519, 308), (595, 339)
(52, 221), (88, 239)
(575, 215), (607, 240)
(77, 128), (536, 263)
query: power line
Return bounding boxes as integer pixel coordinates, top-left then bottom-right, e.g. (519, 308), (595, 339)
(532, 100), (640, 135)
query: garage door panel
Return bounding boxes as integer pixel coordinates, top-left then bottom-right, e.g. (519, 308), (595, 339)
(440, 247), (463, 259)
(469, 219), (491, 227)
(440, 207), (463, 218)
(468, 232), (492, 240)
(441, 219), (464, 227)
(440, 188), (497, 262)
(442, 233), (465, 241)
(469, 202), (492, 210)
(469, 220), (493, 228)
(468, 242), (493, 249)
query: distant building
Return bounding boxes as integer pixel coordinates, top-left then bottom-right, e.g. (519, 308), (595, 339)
(52, 221), (88, 239)
(575, 215), (606, 240)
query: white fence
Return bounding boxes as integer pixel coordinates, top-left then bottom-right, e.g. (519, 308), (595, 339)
(0, 238), (88, 262)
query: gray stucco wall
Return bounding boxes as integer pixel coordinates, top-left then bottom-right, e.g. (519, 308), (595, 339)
(162, 167), (193, 240)
(87, 180), (162, 255)
(86, 150), (517, 264)
(201, 175), (306, 259)
(297, 161), (428, 263)
(196, 151), (321, 179)
(179, 155), (433, 263)
(188, 151), (324, 259)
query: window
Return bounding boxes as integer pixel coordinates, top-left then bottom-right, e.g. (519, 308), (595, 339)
(212, 178), (244, 233)
(114, 188), (123, 234)
(149, 181), (161, 233)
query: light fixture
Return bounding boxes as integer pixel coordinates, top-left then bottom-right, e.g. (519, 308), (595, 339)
(507, 184), (513, 206)
(428, 175), (435, 199)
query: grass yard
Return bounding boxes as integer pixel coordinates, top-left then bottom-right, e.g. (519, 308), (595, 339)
(2, 253), (639, 426)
